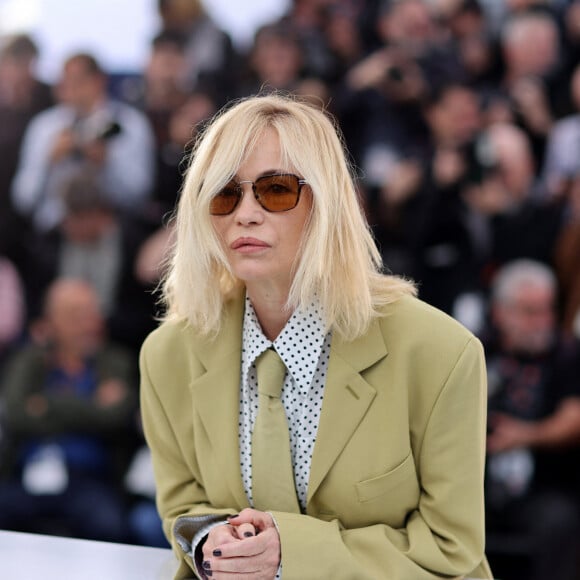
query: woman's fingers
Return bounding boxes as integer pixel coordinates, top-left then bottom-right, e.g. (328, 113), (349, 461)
(206, 527), (280, 579)
(234, 521), (257, 539)
(227, 508), (275, 531)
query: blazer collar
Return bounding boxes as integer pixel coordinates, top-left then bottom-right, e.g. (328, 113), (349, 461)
(189, 290), (249, 509)
(190, 292), (389, 510)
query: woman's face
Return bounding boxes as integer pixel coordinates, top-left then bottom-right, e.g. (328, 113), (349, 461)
(210, 127), (312, 297)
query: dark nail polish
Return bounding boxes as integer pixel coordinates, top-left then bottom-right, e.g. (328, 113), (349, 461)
(227, 513), (239, 519)
(243, 531), (254, 537)
(205, 571), (213, 577)
(213, 549), (222, 557)
(202, 561), (211, 570)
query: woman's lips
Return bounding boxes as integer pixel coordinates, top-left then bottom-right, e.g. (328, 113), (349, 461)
(231, 237), (270, 252)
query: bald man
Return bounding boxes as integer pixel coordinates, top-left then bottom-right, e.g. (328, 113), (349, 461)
(0, 278), (137, 542)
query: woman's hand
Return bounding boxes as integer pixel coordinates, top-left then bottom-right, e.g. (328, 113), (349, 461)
(202, 509), (280, 579)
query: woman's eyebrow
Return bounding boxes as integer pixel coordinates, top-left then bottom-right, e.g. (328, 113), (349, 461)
(234, 169), (289, 181)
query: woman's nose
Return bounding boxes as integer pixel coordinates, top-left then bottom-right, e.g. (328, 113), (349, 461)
(234, 183), (263, 223)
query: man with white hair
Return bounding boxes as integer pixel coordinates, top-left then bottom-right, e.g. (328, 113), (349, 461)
(483, 258), (580, 580)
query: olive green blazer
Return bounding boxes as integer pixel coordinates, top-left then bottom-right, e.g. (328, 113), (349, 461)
(140, 293), (492, 579)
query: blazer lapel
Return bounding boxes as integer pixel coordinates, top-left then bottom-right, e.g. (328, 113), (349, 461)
(189, 292), (249, 508)
(307, 319), (388, 503)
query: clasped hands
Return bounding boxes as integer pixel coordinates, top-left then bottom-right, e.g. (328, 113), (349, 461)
(201, 508), (280, 579)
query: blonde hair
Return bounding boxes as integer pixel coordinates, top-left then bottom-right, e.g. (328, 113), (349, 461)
(162, 94), (415, 340)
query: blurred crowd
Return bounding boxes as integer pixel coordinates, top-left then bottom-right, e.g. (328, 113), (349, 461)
(1, 0), (580, 577)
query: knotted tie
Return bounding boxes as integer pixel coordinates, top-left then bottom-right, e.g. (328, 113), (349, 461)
(251, 348), (300, 513)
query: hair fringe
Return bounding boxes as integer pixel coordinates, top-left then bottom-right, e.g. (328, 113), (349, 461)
(160, 94), (416, 340)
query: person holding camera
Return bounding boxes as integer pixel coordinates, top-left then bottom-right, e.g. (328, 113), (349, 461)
(11, 53), (155, 232)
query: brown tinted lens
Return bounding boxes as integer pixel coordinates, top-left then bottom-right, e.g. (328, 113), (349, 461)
(209, 182), (241, 215)
(255, 174), (300, 211)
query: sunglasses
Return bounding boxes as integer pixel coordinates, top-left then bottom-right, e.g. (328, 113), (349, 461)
(209, 173), (308, 215)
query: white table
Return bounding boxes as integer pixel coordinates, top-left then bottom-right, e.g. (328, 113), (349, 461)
(0, 530), (496, 579)
(0, 530), (179, 579)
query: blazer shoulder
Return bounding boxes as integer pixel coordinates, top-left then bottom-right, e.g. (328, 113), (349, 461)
(142, 291), (246, 357)
(141, 319), (196, 363)
(379, 295), (481, 355)
(140, 320), (212, 393)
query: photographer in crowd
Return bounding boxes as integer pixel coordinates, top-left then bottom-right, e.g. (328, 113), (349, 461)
(11, 53), (155, 233)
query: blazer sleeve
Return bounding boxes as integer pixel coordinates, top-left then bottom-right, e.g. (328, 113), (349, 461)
(271, 337), (491, 579)
(139, 335), (235, 579)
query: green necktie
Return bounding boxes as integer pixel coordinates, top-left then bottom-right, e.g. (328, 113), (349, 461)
(251, 348), (300, 513)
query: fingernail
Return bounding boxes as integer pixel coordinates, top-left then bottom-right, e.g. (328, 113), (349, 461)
(243, 531), (254, 537)
(205, 571), (213, 577)
(202, 561), (211, 570)
(227, 513), (239, 519)
(213, 549), (222, 557)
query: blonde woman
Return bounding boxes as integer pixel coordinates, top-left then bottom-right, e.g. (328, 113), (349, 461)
(140, 94), (492, 580)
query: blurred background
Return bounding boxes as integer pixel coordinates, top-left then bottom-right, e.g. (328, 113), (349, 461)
(1, 1), (580, 579)
(0, 0), (290, 79)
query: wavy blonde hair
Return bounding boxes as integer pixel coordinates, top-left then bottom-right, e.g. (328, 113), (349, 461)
(162, 94), (415, 340)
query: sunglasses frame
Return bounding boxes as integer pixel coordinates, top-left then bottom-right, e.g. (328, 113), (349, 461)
(209, 173), (308, 215)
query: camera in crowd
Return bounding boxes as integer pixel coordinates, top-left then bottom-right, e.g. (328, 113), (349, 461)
(74, 110), (123, 147)
(93, 120), (122, 141)
(386, 65), (405, 83)
(70, 112), (123, 160)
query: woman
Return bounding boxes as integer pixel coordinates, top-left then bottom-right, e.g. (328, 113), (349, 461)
(140, 94), (492, 579)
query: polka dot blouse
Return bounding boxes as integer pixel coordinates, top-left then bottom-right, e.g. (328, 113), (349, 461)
(240, 295), (331, 512)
